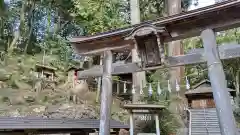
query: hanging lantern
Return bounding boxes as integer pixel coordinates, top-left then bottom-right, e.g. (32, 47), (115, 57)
(157, 81), (162, 95)
(123, 81), (127, 93)
(124, 24), (167, 68)
(176, 79), (180, 92)
(148, 83), (153, 96)
(168, 80), (172, 93)
(186, 76), (190, 90)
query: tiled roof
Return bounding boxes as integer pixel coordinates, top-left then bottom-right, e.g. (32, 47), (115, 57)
(185, 79), (235, 95)
(0, 117), (129, 130)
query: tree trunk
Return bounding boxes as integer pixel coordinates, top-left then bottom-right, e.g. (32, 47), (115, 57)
(96, 55), (103, 103)
(167, 0), (185, 129)
(9, 0), (27, 54)
(24, 0), (36, 54)
(167, 0), (184, 92)
(130, 0), (146, 103)
(130, 0), (147, 134)
(236, 70), (240, 95)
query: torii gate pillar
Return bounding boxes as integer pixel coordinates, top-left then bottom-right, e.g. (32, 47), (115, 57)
(201, 29), (237, 135)
(99, 50), (113, 135)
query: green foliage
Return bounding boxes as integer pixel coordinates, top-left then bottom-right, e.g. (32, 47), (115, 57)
(71, 0), (128, 34)
(0, 0), (239, 132)
(140, 0), (166, 21)
(180, 28), (240, 88)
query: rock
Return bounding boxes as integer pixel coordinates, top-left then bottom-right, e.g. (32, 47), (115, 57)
(0, 81), (5, 88)
(23, 95), (35, 103)
(44, 104), (98, 119)
(0, 96), (10, 103)
(9, 110), (21, 117)
(119, 129), (129, 135)
(33, 106), (46, 113)
(14, 80), (31, 90)
(0, 69), (10, 81)
(10, 96), (25, 105)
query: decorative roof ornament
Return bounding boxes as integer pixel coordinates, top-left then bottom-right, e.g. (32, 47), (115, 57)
(123, 81), (127, 93)
(176, 79), (180, 92)
(186, 76), (190, 90)
(157, 81), (162, 95)
(168, 80), (172, 93)
(148, 83), (153, 96)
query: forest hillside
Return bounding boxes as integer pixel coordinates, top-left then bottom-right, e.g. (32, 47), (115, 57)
(1, 0), (240, 134)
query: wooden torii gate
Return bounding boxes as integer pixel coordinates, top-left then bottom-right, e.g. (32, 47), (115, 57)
(69, 1), (240, 135)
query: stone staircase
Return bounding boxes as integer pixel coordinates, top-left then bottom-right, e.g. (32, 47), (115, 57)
(191, 108), (221, 135)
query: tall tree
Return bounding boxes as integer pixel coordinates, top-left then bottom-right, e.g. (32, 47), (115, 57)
(167, 0), (184, 92)
(130, 0), (146, 103)
(130, 0), (147, 134)
(166, 0), (187, 129)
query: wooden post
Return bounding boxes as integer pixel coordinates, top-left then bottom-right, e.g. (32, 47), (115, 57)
(96, 55), (103, 103)
(201, 29), (237, 135)
(72, 71), (75, 88)
(99, 50), (113, 135)
(155, 114), (160, 135)
(129, 112), (134, 135)
(116, 82), (120, 95)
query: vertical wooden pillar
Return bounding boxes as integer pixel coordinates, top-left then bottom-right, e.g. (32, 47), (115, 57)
(99, 50), (113, 135)
(129, 112), (134, 135)
(201, 29), (237, 135)
(116, 82), (120, 95)
(96, 55), (103, 102)
(155, 114), (160, 135)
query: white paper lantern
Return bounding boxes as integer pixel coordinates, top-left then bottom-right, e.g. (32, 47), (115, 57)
(168, 80), (172, 93)
(157, 81), (162, 95)
(132, 84), (136, 94)
(123, 81), (127, 93)
(186, 76), (190, 90)
(148, 83), (153, 96)
(176, 79), (180, 92)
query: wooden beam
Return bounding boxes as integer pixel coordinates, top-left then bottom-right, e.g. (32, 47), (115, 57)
(123, 104), (166, 110)
(78, 44), (240, 78)
(164, 12), (240, 42)
(73, 43), (133, 56)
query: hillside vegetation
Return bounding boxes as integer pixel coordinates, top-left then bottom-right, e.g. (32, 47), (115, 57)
(1, 0), (240, 134)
